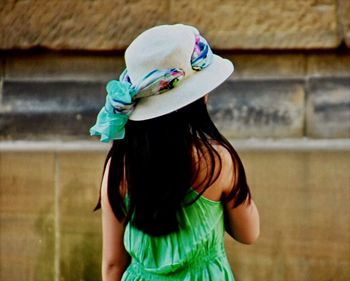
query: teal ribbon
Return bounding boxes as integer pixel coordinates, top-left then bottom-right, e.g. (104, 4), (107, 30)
(90, 33), (213, 143)
(89, 80), (134, 142)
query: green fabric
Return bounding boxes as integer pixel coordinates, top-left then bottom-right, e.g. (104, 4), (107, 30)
(122, 189), (235, 281)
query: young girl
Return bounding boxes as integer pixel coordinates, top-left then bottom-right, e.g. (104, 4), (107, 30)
(91, 24), (260, 281)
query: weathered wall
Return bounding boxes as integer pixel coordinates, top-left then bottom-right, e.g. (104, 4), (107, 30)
(0, 0), (349, 140)
(0, 0), (348, 50)
(1, 149), (349, 281)
(1, 52), (349, 139)
(0, 1), (350, 281)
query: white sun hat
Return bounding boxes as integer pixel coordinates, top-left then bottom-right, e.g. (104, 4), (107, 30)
(90, 23), (234, 142)
(125, 24), (234, 121)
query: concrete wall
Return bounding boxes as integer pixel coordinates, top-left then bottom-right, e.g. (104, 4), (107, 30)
(0, 1), (350, 280)
(0, 0), (350, 140)
(1, 52), (350, 140)
(1, 146), (349, 281)
(1, 0), (349, 50)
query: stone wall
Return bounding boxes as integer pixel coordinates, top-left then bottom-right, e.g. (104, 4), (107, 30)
(1, 0), (349, 50)
(1, 148), (349, 281)
(0, 1), (350, 281)
(1, 52), (349, 140)
(0, 0), (349, 140)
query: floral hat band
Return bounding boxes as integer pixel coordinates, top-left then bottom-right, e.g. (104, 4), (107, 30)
(89, 33), (214, 142)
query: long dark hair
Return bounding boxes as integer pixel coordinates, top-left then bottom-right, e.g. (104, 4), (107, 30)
(94, 97), (251, 236)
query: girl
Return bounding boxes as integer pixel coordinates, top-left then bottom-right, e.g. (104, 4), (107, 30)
(91, 24), (260, 281)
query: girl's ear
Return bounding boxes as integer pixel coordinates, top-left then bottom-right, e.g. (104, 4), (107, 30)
(204, 94), (208, 104)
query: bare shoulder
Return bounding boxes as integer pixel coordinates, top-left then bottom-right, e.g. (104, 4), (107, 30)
(211, 142), (234, 165)
(210, 142), (236, 197)
(192, 141), (235, 201)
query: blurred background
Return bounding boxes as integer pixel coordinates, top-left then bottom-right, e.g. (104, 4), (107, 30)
(0, 0), (349, 280)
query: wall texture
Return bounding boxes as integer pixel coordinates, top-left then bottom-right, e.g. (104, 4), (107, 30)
(0, 0), (348, 50)
(0, 0), (349, 140)
(1, 52), (349, 140)
(1, 149), (349, 281)
(0, 1), (350, 281)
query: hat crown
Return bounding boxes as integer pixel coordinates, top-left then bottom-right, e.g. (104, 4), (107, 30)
(125, 24), (197, 85)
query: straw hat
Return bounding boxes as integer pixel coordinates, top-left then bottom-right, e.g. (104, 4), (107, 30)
(126, 24), (234, 121)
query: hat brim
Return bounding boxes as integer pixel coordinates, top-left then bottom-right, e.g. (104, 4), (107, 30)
(129, 54), (234, 121)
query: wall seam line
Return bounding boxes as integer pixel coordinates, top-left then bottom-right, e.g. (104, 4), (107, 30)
(54, 152), (61, 281)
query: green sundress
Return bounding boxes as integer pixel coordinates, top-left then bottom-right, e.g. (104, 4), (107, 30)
(121, 190), (235, 280)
